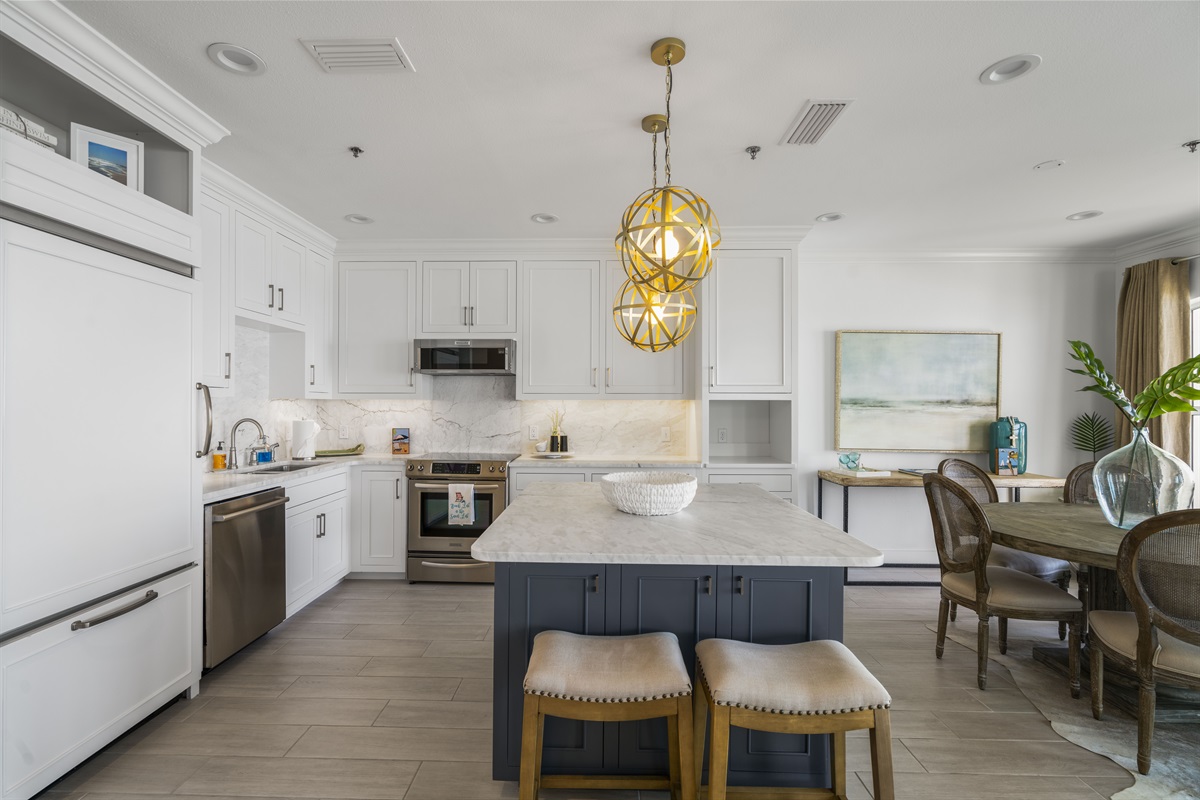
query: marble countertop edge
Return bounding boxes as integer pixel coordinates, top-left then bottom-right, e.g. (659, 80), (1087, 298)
(470, 548), (885, 567)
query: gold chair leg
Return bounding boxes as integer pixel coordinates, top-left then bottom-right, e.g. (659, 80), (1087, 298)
(677, 694), (696, 800)
(936, 597), (949, 659)
(708, 704), (731, 800)
(977, 614), (990, 690)
(518, 695), (540, 800)
(869, 708), (896, 800)
(831, 731), (846, 799)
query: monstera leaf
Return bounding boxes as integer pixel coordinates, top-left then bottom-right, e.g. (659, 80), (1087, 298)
(1068, 340), (1200, 427)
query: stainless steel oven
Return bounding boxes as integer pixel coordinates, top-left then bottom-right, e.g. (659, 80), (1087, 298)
(406, 454), (514, 582)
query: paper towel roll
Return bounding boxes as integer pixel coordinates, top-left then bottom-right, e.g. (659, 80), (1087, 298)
(292, 420), (320, 460)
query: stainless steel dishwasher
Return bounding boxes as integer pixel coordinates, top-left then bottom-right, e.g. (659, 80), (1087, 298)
(204, 487), (288, 668)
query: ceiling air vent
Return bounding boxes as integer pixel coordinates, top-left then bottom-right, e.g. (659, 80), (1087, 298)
(300, 38), (416, 73)
(780, 100), (852, 145)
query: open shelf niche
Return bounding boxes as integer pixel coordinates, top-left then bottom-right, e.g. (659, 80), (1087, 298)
(706, 399), (792, 465)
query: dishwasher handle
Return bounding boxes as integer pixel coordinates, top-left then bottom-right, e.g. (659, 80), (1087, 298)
(211, 496), (290, 523)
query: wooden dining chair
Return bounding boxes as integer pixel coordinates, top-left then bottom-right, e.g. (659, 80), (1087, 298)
(1063, 462), (1098, 505)
(923, 473), (1083, 696)
(1088, 509), (1200, 774)
(938, 459), (1073, 640)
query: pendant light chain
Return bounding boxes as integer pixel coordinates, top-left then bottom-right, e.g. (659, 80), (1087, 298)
(651, 130), (658, 190)
(664, 56), (673, 186)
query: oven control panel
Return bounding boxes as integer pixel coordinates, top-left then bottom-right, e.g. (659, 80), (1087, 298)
(431, 462), (482, 475)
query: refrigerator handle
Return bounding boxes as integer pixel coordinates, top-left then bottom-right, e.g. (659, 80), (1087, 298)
(196, 382), (213, 458)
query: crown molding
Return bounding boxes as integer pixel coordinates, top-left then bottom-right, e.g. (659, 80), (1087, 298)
(0, 0), (229, 150)
(202, 161), (336, 251)
(1111, 224), (1200, 266)
(795, 248), (1115, 265)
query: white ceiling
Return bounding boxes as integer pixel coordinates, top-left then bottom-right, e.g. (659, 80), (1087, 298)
(63, 1), (1200, 254)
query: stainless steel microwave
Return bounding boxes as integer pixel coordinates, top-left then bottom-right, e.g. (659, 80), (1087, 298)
(413, 339), (516, 376)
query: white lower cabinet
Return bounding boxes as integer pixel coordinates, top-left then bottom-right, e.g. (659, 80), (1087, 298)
(510, 469), (589, 497)
(284, 475), (349, 615)
(353, 468), (407, 571)
(705, 470), (796, 504)
(1, 567), (201, 800)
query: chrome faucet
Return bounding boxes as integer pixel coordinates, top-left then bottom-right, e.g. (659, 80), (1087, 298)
(229, 418), (265, 470)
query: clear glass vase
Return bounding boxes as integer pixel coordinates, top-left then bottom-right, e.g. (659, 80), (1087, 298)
(1093, 428), (1195, 529)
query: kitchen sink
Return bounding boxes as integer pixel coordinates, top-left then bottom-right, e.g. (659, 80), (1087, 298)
(253, 463), (322, 473)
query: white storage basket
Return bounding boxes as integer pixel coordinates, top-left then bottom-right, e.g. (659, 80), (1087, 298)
(600, 471), (697, 516)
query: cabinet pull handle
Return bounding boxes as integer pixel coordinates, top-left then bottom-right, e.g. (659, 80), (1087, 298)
(310, 365), (316, 386)
(592, 367), (597, 387)
(471, 305), (476, 325)
(278, 287), (284, 311)
(409, 366), (414, 387)
(704, 575), (713, 595)
(268, 283), (275, 308)
(606, 367), (611, 387)
(224, 353), (232, 380)
(463, 306), (468, 326)
(736, 575), (745, 595)
(590, 574), (600, 593)
(195, 382), (213, 458)
(316, 512), (324, 538)
(395, 478), (400, 500)
(72, 590), (158, 631)
(709, 365), (715, 387)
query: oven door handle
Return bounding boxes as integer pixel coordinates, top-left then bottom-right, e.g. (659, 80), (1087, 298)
(411, 482), (503, 490)
(420, 560), (491, 569)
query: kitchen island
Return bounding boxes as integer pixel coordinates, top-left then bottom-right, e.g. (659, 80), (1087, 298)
(471, 481), (883, 788)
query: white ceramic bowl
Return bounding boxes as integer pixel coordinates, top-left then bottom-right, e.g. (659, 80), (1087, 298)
(600, 471), (698, 516)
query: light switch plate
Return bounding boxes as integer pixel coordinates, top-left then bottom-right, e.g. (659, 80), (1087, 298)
(338, 425), (349, 440)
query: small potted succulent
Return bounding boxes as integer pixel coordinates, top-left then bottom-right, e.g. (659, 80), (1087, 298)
(1068, 340), (1200, 528)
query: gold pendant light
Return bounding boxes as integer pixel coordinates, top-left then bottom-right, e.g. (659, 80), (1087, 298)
(613, 37), (718, 352)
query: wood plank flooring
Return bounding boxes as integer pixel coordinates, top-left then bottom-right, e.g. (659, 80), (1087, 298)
(40, 580), (1134, 800)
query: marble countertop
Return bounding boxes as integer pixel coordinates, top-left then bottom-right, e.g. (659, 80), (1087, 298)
(512, 455), (703, 469)
(202, 455), (410, 503)
(471, 482), (883, 566)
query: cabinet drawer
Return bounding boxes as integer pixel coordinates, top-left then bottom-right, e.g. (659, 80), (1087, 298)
(286, 471), (348, 510)
(1, 567), (200, 800)
(512, 471), (588, 495)
(706, 472), (793, 493)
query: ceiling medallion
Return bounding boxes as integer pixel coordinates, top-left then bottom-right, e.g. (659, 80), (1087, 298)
(613, 37), (718, 352)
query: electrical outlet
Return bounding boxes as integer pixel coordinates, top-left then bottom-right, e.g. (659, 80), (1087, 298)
(529, 425), (538, 441)
(338, 425), (349, 440)
(660, 426), (671, 443)
(717, 427), (729, 443)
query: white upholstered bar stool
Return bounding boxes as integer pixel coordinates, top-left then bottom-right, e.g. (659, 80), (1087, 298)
(519, 630), (695, 800)
(694, 639), (894, 800)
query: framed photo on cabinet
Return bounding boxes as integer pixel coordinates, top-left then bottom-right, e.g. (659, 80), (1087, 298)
(70, 124), (144, 191)
(835, 330), (1001, 452)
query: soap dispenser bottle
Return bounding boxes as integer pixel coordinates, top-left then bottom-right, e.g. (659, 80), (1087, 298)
(212, 441), (227, 471)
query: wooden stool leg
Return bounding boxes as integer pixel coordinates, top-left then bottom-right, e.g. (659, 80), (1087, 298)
(831, 731), (847, 799)
(518, 694), (541, 800)
(693, 679), (709, 791)
(869, 708), (895, 800)
(708, 704), (731, 800)
(677, 694), (696, 800)
(667, 713), (681, 800)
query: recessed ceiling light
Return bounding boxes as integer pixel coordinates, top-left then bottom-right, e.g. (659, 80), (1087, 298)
(1033, 160), (1065, 171)
(1066, 210), (1103, 221)
(207, 43), (267, 76)
(531, 213), (559, 224)
(979, 54), (1042, 85)
(344, 214), (374, 224)
(815, 212), (844, 223)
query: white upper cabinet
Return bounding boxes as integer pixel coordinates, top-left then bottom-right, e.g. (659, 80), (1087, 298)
(272, 232), (306, 327)
(421, 260), (516, 334)
(231, 210), (305, 329)
(338, 261), (420, 395)
(604, 261), (687, 397)
(305, 249), (334, 396)
(519, 260), (601, 397)
(706, 250), (792, 394)
(198, 191), (233, 390)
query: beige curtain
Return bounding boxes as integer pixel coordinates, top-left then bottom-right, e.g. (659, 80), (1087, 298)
(1115, 258), (1191, 460)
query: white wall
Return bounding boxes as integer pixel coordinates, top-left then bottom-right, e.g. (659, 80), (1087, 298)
(797, 256), (1119, 563)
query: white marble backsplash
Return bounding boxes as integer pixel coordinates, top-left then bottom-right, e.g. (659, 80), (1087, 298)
(208, 325), (694, 468)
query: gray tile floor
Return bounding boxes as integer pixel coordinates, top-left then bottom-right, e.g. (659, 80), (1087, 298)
(41, 580), (1135, 800)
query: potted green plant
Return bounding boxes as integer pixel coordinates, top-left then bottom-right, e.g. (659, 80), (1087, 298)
(1068, 340), (1200, 528)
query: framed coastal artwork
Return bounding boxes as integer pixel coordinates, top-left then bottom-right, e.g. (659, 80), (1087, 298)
(70, 124), (144, 191)
(835, 330), (1001, 452)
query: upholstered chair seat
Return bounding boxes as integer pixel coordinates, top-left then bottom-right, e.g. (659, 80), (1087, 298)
(1090, 610), (1200, 680)
(942, 567), (1082, 615)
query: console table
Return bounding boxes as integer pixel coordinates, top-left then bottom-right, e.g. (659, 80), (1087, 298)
(816, 469), (1065, 534)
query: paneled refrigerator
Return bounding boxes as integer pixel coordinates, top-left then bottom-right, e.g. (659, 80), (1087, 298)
(0, 220), (203, 800)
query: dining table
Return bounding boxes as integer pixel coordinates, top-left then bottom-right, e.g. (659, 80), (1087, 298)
(982, 501), (1200, 722)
